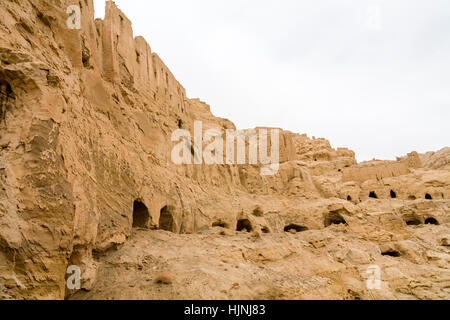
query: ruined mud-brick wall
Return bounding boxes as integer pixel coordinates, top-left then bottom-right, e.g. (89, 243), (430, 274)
(341, 152), (423, 183)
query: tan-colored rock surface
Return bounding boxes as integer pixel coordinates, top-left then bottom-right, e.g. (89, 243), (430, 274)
(0, 1), (448, 300)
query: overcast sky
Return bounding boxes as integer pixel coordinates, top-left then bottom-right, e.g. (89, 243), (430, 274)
(93, 0), (449, 162)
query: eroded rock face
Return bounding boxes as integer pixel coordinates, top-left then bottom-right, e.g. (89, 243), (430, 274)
(0, 1), (448, 300)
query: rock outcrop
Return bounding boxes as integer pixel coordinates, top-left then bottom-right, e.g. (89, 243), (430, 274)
(0, 1), (448, 300)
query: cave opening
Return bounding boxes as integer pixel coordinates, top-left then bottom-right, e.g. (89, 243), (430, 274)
(252, 206), (264, 217)
(324, 212), (347, 227)
(369, 191), (378, 199)
(261, 226), (270, 234)
(0, 80), (13, 126)
(390, 190), (397, 199)
(82, 54), (90, 68)
(284, 224), (308, 233)
(404, 216), (421, 226)
(212, 221), (229, 229)
(236, 219), (253, 232)
(382, 250), (400, 257)
(159, 205), (175, 232)
(135, 50), (140, 64)
(425, 193), (433, 200)
(425, 217), (439, 225)
(132, 200), (149, 228)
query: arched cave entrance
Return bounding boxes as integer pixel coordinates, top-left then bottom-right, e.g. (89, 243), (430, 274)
(425, 193), (433, 200)
(369, 191), (378, 199)
(404, 215), (421, 226)
(425, 217), (439, 225)
(132, 200), (149, 228)
(284, 224), (308, 233)
(324, 212), (347, 227)
(347, 195), (352, 201)
(390, 190), (397, 199)
(236, 219), (253, 232)
(159, 205), (175, 232)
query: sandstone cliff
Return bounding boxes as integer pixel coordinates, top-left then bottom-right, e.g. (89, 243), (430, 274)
(0, 1), (448, 300)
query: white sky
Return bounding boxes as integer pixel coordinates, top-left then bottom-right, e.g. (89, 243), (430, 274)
(93, 0), (449, 162)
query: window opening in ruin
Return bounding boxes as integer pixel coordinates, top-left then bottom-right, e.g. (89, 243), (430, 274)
(136, 50), (140, 63)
